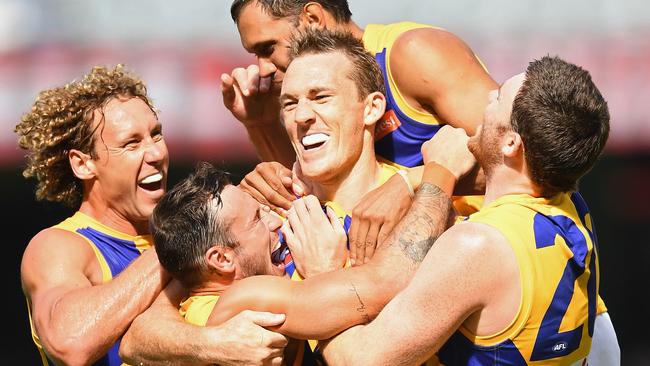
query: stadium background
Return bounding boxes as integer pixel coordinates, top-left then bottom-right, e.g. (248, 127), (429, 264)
(0, 0), (647, 364)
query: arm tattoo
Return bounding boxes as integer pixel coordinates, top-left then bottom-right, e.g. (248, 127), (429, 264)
(349, 283), (371, 323)
(385, 183), (452, 264)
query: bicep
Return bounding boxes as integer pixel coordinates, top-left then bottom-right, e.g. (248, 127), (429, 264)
(22, 230), (96, 320)
(391, 28), (498, 135)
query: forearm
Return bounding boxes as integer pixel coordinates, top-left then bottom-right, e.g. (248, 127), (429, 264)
(282, 178), (453, 339)
(37, 249), (167, 362)
(120, 294), (219, 365)
(245, 123), (296, 169)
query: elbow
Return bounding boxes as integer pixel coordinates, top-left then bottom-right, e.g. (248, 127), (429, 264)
(37, 322), (114, 366)
(41, 336), (103, 366)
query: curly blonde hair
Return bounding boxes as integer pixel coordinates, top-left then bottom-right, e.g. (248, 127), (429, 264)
(15, 65), (156, 207)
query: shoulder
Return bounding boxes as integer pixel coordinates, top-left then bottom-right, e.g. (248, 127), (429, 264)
(21, 226), (97, 291)
(430, 221), (514, 274)
(391, 27), (475, 69)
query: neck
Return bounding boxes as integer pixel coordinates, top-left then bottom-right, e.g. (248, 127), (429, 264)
(483, 165), (538, 206)
(189, 281), (231, 298)
(80, 191), (148, 236)
(311, 142), (381, 212)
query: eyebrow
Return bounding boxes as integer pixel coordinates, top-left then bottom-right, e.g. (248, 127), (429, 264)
(280, 86), (331, 102)
(249, 40), (275, 55)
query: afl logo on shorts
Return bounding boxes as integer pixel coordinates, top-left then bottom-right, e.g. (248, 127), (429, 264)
(552, 342), (568, 352)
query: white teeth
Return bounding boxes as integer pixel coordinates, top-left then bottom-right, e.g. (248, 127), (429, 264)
(301, 133), (329, 148)
(140, 172), (163, 184)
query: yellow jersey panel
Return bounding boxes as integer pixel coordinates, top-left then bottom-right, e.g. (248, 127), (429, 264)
(438, 192), (599, 365)
(28, 211), (153, 366)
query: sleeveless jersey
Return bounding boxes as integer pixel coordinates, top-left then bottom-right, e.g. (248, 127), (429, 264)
(363, 22), (486, 216)
(27, 211), (152, 366)
(179, 294), (316, 365)
(438, 192), (599, 365)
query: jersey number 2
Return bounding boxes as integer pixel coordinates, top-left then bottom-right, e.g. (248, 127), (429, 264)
(530, 213), (597, 361)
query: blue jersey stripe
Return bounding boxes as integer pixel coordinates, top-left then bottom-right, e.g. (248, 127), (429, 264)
(373, 48), (441, 167)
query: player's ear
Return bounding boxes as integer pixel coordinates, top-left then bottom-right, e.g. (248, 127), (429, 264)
(69, 149), (96, 180)
(206, 246), (236, 276)
(300, 2), (328, 28)
(502, 130), (523, 158)
(363, 91), (386, 127)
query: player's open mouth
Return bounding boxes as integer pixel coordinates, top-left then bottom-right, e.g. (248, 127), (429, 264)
(271, 240), (288, 266)
(301, 133), (329, 151)
(138, 172), (164, 191)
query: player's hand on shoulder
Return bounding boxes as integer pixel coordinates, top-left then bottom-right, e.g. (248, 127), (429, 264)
(214, 310), (288, 366)
(349, 173), (412, 266)
(221, 64), (281, 127)
(422, 125), (476, 180)
(282, 195), (347, 278)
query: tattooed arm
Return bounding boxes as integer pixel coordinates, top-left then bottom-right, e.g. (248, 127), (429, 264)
(209, 164), (454, 340)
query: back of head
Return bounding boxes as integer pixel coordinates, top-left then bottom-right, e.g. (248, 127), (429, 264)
(15, 65), (154, 207)
(289, 27), (385, 99)
(511, 56), (610, 196)
(231, 0), (352, 24)
(151, 162), (235, 289)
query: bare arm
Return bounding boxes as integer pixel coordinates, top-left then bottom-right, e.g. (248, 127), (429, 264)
(321, 222), (517, 366)
(390, 27), (498, 136)
(120, 279), (288, 366)
(210, 165), (456, 340)
(21, 228), (167, 365)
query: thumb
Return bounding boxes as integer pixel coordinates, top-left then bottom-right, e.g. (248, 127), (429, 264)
(291, 161), (309, 196)
(249, 311), (286, 327)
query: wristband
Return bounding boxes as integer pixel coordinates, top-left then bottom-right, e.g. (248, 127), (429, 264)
(421, 163), (457, 197)
(396, 170), (415, 198)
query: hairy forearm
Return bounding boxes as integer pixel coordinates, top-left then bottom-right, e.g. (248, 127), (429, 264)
(281, 181), (452, 338)
(120, 300), (218, 365)
(245, 123), (296, 169)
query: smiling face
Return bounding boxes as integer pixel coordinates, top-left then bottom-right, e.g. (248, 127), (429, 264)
(89, 97), (169, 224)
(468, 73), (525, 174)
(236, 1), (296, 85)
(220, 185), (286, 278)
(280, 51), (369, 183)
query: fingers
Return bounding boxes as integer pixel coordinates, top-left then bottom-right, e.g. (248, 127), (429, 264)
(246, 310), (286, 327)
(291, 161), (309, 196)
(258, 164), (295, 205)
(231, 65), (262, 97)
(350, 216), (370, 267)
(239, 164), (294, 214)
(376, 220), (395, 248)
(363, 222), (381, 264)
(325, 206), (346, 236)
(221, 72), (238, 110)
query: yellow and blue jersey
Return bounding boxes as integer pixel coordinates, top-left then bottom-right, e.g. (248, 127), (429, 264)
(363, 22), (486, 217)
(27, 211), (152, 366)
(438, 192), (599, 365)
(363, 22), (447, 168)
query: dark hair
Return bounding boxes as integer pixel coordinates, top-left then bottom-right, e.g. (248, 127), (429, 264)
(15, 65), (155, 207)
(231, 0), (352, 24)
(289, 27), (385, 100)
(151, 162), (236, 289)
(511, 56), (610, 196)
